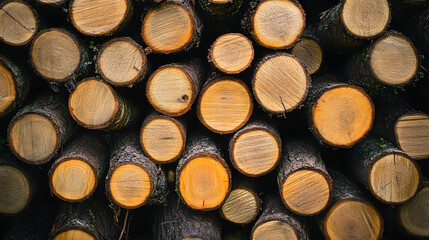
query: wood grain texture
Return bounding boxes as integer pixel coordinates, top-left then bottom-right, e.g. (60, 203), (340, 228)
(291, 38), (323, 75)
(395, 113), (429, 159)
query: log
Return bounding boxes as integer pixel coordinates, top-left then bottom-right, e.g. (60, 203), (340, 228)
(8, 96), (76, 165)
(49, 133), (108, 202)
(277, 138), (332, 216)
(291, 29), (323, 75)
(208, 33), (254, 74)
(68, 77), (139, 131)
(417, 9), (429, 55)
(0, 56), (29, 118)
(69, 0), (132, 37)
(350, 137), (421, 204)
(251, 194), (309, 240)
(96, 37), (148, 87)
(198, 0), (242, 19)
(140, 111), (186, 164)
(322, 170), (384, 240)
(197, 76), (253, 134)
(0, 0), (39, 46)
(176, 132), (231, 210)
(317, 0), (391, 49)
(35, 0), (67, 7)
(106, 131), (167, 209)
(141, 0), (202, 54)
(229, 120), (281, 177)
(252, 53), (310, 114)
(305, 76), (374, 148)
(146, 59), (204, 117)
(241, 0), (305, 49)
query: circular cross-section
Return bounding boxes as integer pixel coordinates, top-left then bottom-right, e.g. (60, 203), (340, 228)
(69, 78), (118, 129)
(210, 33), (254, 74)
(9, 113), (58, 164)
(252, 220), (298, 240)
(280, 169), (331, 215)
(146, 66), (195, 117)
(221, 188), (260, 224)
(53, 229), (96, 240)
(198, 78), (253, 134)
(69, 0), (129, 36)
(398, 185), (429, 237)
(50, 159), (96, 202)
(253, 54), (309, 113)
(142, 1), (194, 54)
(30, 29), (81, 82)
(395, 113), (429, 160)
(178, 155), (230, 210)
(252, 0), (305, 49)
(291, 38), (323, 75)
(312, 86), (374, 147)
(369, 153), (420, 204)
(0, 61), (16, 116)
(0, 166), (30, 215)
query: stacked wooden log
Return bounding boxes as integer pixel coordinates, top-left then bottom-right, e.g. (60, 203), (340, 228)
(0, 0), (428, 239)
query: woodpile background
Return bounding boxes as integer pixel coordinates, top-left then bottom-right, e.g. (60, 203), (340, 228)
(0, 0), (428, 239)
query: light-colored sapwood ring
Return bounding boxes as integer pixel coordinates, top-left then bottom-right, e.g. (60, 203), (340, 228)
(280, 169), (331, 216)
(252, 220), (298, 240)
(368, 152), (420, 204)
(142, 1), (194, 54)
(395, 113), (429, 160)
(53, 229), (96, 240)
(253, 54), (309, 113)
(0, 165), (30, 215)
(0, 60), (16, 115)
(221, 188), (260, 224)
(97, 38), (147, 87)
(312, 86), (374, 148)
(50, 158), (97, 202)
(252, 0), (305, 49)
(324, 199), (383, 240)
(146, 66), (196, 117)
(0, 0), (38, 46)
(9, 113), (59, 164)
(210, 33), (254, 74)
(340, 0), (390, 38)
(291, 38), (323, 75)
(107, 163), (154, 209)
(69, 0), (130, 36)
(198, 78), (253, 134)
(140, 116), (186, 164)
(397, 184), (429, 237)
(30, 29), (81, 82)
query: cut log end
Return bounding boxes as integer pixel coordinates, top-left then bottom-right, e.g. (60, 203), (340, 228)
(0, 0), (38, 46)
(291, 38), (323, 75)
(50, 158), (96, 202)
(0, 165), (30, 215)
(280, 169), (331, 216)
(369, 153), (420, 204)
(179, 154), (231, 210)
(210, 0), (232, 3)
(53, 229), (96, 240)
(231, 129), (281, 177)
(395, 113), (429, 160)
(142, 1), (195, 54)
(146, 66), (195, 117)
(140, 117), (185, 164)
(252, 0), (305, 49)
(107, 163), (153, 209)
(252, 220), (298, 240)
(253, 54), (309, 113)
(97, 38), (147, 87)
(37, 0), (65, 4)
(30, 29), (81, 82)
(312, 86), (374, 148)
(398, 184), (429, 237)
(210, 33), (254, 74)
(370, 33), (418, 86)
(221, 188), (260, 224)
(198, 78), (253, 134)
(9, 113), (58, 164)
(0, 61), (16, 116)
(69, 0), (129, 36)
(69, 78), (118, 129)
(341, 0), (390, 38)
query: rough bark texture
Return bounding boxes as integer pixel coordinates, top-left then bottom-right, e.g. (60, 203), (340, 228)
(418, 9), (429, 55)
(198, 0), (242, 19)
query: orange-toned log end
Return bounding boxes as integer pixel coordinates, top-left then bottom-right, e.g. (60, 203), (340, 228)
(280, 169), (331, 216)
(198, 78), (253, 134)
(0, 60), (16, 117)
(178, 154), (231, 210)
(312, 86), (374, 148)
(50, 159), (97, 202)
(398, 184), (429, 237)
(252, 220), (299, 240)
(252, 0), (305, 49)
(395, 113), (429, 160)
(368, 153), (420, 204)
(253, 54), (310, 114)
(53, 229), (96, 240)
(324, 200), (383, 240)
(0, 165), (31, 215)
(210, 33), (254, 74)
(221, 188), (260, 224)
(107, 163), (154, 209)
(291, 38), (323, 75)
